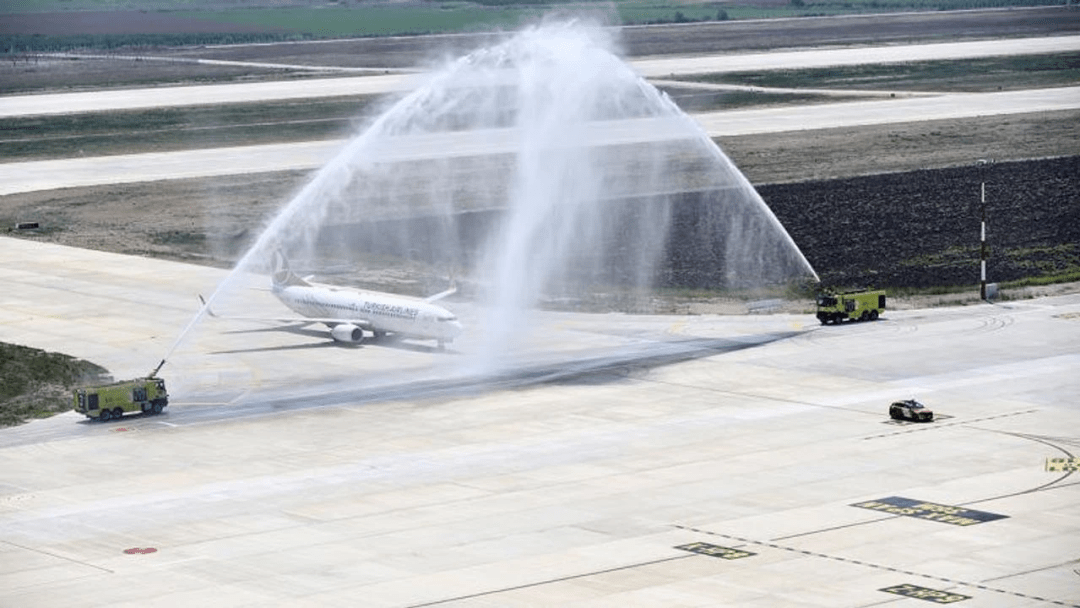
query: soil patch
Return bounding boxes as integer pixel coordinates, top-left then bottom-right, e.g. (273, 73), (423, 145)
(763, 156), (1080, 289)
(3, 152), (1076, 296)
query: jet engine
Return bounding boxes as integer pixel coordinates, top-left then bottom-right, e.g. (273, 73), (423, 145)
(330, 324), (365, 344)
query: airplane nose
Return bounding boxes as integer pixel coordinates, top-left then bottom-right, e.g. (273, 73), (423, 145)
(450, 320), (464, 336)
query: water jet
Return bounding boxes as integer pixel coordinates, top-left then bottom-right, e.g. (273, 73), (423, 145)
(186, 19), (817, 372)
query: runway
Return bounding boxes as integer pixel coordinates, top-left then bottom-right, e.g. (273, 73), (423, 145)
(2, 36), (1076, 119)
(1, 238), (1079, 607)
(2, 85), (1078, 196)
(2, 35), (1078, 196)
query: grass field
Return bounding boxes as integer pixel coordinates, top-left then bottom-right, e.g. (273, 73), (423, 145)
(687, 53), (1080, 93)
(0, 96), (373, 162)
(2, 0), (1069, 51)
(0, 342), (109, 427)
(4, 52), (1076, 163)
(0, 90), (861, 162)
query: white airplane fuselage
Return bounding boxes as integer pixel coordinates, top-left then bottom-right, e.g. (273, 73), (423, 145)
(272, 282), (463, 345)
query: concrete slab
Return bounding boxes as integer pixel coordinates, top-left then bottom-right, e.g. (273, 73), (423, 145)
(1, 238), (1078, 606)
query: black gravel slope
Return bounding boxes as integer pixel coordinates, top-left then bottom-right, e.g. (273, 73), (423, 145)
(761, 156), (1080, 289)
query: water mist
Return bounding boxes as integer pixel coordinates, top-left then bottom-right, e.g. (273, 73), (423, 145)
(182, 19), (817, 375)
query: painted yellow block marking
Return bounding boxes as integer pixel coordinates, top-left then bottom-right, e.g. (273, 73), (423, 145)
(881, 583), (970, 603)
(676, 542), (755, 560)
(1045, 457), (1080, 472)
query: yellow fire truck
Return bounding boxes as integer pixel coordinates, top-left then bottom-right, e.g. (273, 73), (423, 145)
(73, 376), (168, 422)
(816, 290), (886, 325)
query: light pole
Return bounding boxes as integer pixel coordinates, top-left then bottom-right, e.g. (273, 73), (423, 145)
(976, 159), (993, 301)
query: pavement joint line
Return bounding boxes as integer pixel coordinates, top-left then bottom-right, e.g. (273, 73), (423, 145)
(980, 559), (1080, 584)
(1, 539), (113, 574)
(954, 428), (1077, 500)
(863, 409), (1038, 440)
(969, 428), (1077, 459)
(673, 525), (1080, 607)
(402, 554), (694, 607)
(769, 514), (900, 541)
(637, 376), (883, 418)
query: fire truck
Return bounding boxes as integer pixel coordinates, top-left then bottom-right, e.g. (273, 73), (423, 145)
(73, 376), (168, 422)
(816, 290), (886, 325)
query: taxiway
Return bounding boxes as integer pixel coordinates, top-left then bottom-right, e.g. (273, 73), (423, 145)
(1, 237), (1078, 607)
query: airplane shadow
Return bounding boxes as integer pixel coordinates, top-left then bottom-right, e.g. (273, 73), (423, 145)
(543, 332), (804, 387)
(212, 324), (453, 355)
(212, 342), (344, 355)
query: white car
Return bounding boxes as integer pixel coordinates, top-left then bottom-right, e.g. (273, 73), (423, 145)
(889, 399), (934, 422)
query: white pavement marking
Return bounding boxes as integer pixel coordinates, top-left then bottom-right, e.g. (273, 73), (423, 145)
(0, 73), (417, 119)
(0, 141), (340, 196)
(2, 35), (1077, 118)
(648, 78), (931, 97)
(695, 85), (1080, 136)
(2, 86), (1077, 195)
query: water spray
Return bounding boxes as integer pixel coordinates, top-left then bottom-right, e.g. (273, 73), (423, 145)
(151, 287), (228, 379)
(172, 19), (818, 378)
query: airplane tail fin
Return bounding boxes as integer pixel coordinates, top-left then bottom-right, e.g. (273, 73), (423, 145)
(198, 294), (219, 317)
(424, 281), (457, 303)
(272, 250), (310, 289)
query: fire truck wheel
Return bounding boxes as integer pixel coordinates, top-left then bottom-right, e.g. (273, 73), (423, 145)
(112, 408), (124, 419)
(98, 410), (111, 422)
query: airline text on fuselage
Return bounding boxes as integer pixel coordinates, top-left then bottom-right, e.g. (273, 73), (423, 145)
(283, 289), (421, 321)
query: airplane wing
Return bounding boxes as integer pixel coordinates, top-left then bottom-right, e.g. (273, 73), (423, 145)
(198, 295), (373, 328)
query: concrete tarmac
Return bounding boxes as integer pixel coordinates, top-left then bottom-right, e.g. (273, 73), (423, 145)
(2, 238), (1078, 607)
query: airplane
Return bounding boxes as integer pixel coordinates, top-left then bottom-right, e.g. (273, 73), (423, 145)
(204, 251), (463, 348)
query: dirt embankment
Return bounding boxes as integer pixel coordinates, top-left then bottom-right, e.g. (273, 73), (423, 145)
(763, 156), (1080, 289)
(4, 154), (1077, 297)
(0, 342), (109, 427)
